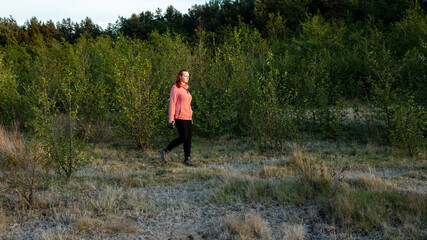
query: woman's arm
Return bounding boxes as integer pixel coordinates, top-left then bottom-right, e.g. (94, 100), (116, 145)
(168, 86), (178, 123)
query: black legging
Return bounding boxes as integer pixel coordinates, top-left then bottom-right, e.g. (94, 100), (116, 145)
(166, 119), (193, 158)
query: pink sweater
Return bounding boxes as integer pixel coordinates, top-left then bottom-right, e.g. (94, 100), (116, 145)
(169, 84), (193, 121)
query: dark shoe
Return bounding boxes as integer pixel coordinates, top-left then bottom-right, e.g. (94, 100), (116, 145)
(160, 148), (169, 163)
(183, 156), (197, 167)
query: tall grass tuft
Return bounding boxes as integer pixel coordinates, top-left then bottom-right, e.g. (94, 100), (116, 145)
(290, 146), (338, 200)
(0, 125), (49, 209)
(220, 213), (272, 240)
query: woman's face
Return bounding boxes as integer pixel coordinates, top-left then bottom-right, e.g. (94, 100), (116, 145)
(181, 71), (189, 83)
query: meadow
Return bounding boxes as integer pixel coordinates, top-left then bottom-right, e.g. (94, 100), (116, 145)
(1, 127), (425, 239)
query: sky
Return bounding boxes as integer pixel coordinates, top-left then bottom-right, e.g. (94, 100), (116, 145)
(1, 0), (209, 29)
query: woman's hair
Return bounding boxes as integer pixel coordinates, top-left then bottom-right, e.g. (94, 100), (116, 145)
(175, 69), (188, 87)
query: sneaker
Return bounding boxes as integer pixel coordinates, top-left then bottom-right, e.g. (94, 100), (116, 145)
(183, 156), (197, 167)
(160, 148), (169, 163)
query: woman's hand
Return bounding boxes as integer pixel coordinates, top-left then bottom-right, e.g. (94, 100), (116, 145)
(168, 120), (175, 129)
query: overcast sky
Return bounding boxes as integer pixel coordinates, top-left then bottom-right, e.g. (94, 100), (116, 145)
(1, 0), (208, 29)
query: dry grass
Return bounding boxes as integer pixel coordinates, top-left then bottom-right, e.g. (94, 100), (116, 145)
(109, 170), (144, 187)
(256, 165), (290, 178)
(0, 125), (25, 156)
(220, 213), (272, 240)
(1, 135), (425, 239)
(330, 182), (426, 236)
(288, 146), (338, 200)
(0, 125), (49, 209)
(290, 146), (333, 185)
(32, 177), (149, 237)
(345, 170), (393, 190)
(0, 208), (7, 233)
(210, 175), (304, 205)
(40, 226), (74, 240)
(282, 223), (306, 240)
(101, 217), (139, 234)
(76, 216), (138, 235)
(76, 216), (102, 231)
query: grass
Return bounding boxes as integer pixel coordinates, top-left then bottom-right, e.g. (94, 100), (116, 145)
(39, 226), (73, 240)
(281, 223), (306, 240)
(0, 134), (425, 239)
(219, 213), (272, 240)
(210, 176), (304, 205)
(0, 208), (7, 233)
(330, 185), (426, 236)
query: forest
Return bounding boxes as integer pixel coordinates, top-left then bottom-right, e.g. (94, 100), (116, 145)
(0, 0), (425, 149)
(0, 0), (426, 239)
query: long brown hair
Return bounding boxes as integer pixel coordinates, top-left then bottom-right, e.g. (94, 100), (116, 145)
(175, 69), (188, 88)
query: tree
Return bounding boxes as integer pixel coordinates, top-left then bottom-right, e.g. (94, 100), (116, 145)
(0, 17), (21, 45)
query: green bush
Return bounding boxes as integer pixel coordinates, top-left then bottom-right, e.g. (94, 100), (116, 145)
(251, 51), (296, 150)
(390, 98), (425, 157)
(112, 38), (160, 148)
(0, 58), (21, 126)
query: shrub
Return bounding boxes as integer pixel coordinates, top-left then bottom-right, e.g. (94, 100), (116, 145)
(34, 114), (87, 179)
(30, 65), (88, 179)
(366, 48), (400, 138)
(390, 98), (425, 157)
(251, 51), (296, 150)
(0, 58), (21, 126)
(113, 38), (161, 149)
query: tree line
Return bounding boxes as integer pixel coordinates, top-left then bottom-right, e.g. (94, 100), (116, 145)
(1, 0), (425, 45)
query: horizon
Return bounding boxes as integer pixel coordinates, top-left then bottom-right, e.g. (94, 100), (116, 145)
(1, 0), (208, 29)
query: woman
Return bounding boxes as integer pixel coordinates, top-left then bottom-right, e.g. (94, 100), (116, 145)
(160, 69), (196, 166)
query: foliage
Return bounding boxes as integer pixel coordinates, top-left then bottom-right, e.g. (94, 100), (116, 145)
(251, 51), (296, 150)
(0, 59), (21, 126)
(391, 1), (427, 57)
(0, 0), (424, 153)
(26, 39), (88, 179)
(389, 98), (425, 157)
(31, 111), (87, 179)
(112, 38), (160, 148)
(191, 26), (239, 136)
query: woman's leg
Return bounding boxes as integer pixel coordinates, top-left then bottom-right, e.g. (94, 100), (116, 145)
(166, 119), (189, 151)
(183, 120), (192, 158)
